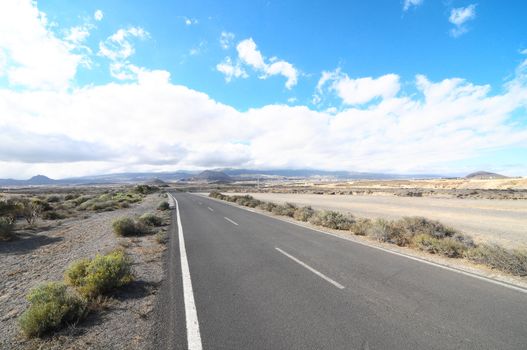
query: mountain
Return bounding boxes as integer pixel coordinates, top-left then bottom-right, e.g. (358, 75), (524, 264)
(465, 171), (508, 180)
(0, 168), (445, 187)
(190, 170), (232, 182)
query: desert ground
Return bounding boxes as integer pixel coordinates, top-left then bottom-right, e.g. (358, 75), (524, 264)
(220, 178), (527, 249)
(0, 186), (170, 349)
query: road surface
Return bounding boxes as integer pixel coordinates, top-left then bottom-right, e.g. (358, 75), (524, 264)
(151, 192), (527, 350)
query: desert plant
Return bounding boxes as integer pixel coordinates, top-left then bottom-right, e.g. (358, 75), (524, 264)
(155, 231), (168, 244)
(157, 201), (170, 211)
(0, 199), (19, 224)
(18, 282), (86, 338)
(0, 217), (15, 241)
(139, 213), (163, 227)
(17, 198), (41, 226)
(271, 203), (297, 217)
(42, 211), (67, 220)
(46, 195), (61, 203)
(308, 210), (355, 230)
(257, 201), (277, 212)
(112, 217), (149, 236)
(293, 206), (315, 222)
(351, 218), (373, 236)
(465, 244), (527, 276)
(64, 250), (134, 298)
(134, 185), (158, 195)
(412, 234), (468, 258)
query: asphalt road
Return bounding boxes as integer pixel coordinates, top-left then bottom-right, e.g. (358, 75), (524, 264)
(152, 192), (527, 350)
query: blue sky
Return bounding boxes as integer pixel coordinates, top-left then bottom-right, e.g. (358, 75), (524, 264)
(0, 0), (526, 178)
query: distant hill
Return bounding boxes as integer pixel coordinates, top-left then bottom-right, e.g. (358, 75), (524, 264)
(465, 171), (508, 180)
(191, 170), (232, 182)
(146, 178), (169, 187)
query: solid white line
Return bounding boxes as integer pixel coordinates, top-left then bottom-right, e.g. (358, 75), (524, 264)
(275, 247), (345, 289)
(224, 217), (239, 226)
(198, 193), (527, 295)
(207, 207), (214, 212)
(171, 194), (203, 350)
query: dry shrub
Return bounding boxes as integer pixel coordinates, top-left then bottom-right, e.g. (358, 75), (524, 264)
(293, 206), (315, 222)
(465, 244), (527, 276)
(308, 210), (355, 230)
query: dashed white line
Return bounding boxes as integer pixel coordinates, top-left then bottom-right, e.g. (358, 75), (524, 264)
(171, 194), (203, 350)
(207, 207), (214, 212)
(275, 247), (345, 290)
(224, 217), (239, 226)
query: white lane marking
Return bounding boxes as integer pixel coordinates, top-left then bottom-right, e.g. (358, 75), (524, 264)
(198, 194), (527, 295)
(275, 247), (345, 290)
(207, 207), (214, 212)
(171, 194), (203, 350)
(224, 217), (239, 226)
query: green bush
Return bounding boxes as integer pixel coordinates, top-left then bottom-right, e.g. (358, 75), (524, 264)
(155, 231), (168, 244)
(64, 250), (134, 298)
(112, 217), (150, 236)
(18, 282), (86, 338)
(293, 206), (315, 222)
(46, 195), (61, 203)
(42, 211), (67, 220)
(465, 244), (527, 276)
(134, 185), (158, 195)
(0, 217), (15, 241)
(157, 201), (170, 211)
(139, 213), (163, 227)
(308, 210), (355, 230)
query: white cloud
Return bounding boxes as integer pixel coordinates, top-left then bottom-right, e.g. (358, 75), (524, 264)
(403, 0), (423, 11)
(98, 27), (149, 80)
(94, 9), (103, 21)
(2, 55), (527, 178)
(315, 69), (400, 105)
(220, 38), (298, 89)
(184, 17), (198, 26)
(0, 0), (82, 90)
(449, 4), (477, 37)
(216, 57), (248, 82)
(220, 31), (235, 49)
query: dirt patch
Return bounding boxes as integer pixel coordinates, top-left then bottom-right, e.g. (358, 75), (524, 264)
(0, 193), (169, 349)
(230, 192), (527, 249)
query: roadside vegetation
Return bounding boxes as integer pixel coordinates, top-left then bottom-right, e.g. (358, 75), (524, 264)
(209, 191), (527, 277)
(11, 189), (171, 341)
(0, 185), (159, 241)
(18, 249), (133, 338)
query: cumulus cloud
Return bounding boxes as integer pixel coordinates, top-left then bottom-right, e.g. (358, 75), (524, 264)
(403, 0), (423, 11)
(2, 55), (527, 178)
(0, 0), (82, 90)
(449, 4), (477, 37)
(315, 68), (400, 105)
(94, 9), (103, 21)
(98, 27), (149, 80)
(217, 38), (298, 89)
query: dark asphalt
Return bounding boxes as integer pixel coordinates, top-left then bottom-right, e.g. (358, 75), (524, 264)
(153, 192), (527, 350)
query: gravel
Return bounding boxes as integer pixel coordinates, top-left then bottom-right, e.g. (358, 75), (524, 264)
(0, 193), (169, 349)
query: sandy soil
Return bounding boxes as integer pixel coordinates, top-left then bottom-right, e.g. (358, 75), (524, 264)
(0, 193), (168, 350)
(236, 193), (527, 249)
